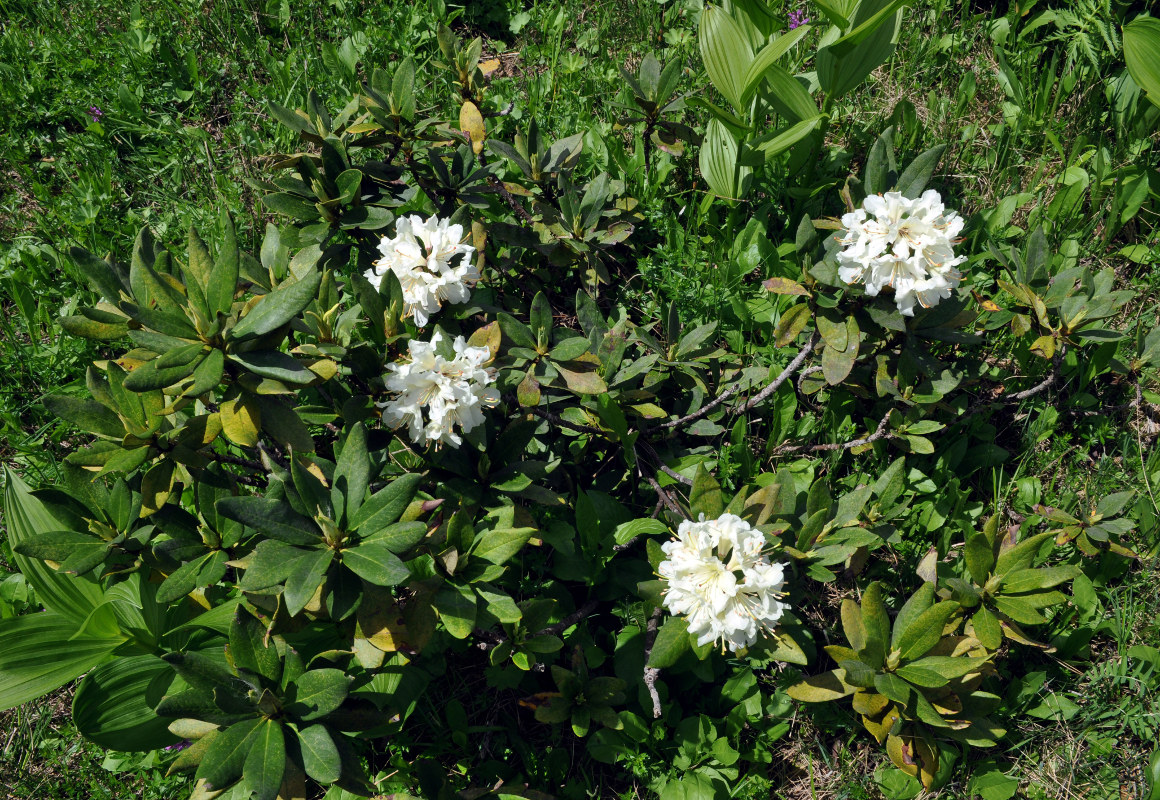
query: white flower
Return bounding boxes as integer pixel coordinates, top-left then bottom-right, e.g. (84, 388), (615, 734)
(836, 190), (966, 316)
(658, 513), (789, 652)
(378, 331), (499, 447)
(364, 214), (479, 327)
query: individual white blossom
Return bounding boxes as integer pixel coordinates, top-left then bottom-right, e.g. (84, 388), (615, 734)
(658, 513), (789, 652)
(364, 214), (479, 327)
(378, 331), (499, 448)
(836, 190), (966, 316)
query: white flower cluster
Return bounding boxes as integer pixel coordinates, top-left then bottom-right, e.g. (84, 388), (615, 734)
(836, 190), (966, 316)
(658, 513), (789, 652)
(378, 331), (499, 448)
(364, 214), (479, 327)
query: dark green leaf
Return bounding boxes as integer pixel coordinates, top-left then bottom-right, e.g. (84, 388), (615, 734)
(289, 669), (350, 720)
(230, 606), (281, 684)
(197, 718), (261, 793)
(342, 541), (409, 587)
(243, 720), (285, 800)
(647, 616), (691, 668)
(296, 724), (341, 784)
(42, 395), (123, 438)
(891, 583), (934, 650)
(332, 423), (370, 525)
(472, 527), (534, 565)
(228, 352), (315, 385)
(361, 520), (427, 554)
(689, 464), (724, 519)
(231, 270), (322, 341)
(895, 145), (947, 199)
(217, 497), (319, 546)
(208, 213), (239, 317)
(352, 474), (424, 533)
(284, 549), (334, 616)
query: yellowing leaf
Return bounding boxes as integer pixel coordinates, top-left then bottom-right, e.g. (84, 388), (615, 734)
(479, 58), (501, 76)
(220, 395), (260, 447)
(459, 100), (486, 154)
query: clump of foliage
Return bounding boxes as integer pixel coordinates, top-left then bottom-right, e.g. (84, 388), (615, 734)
(2, 3), (1160, 800)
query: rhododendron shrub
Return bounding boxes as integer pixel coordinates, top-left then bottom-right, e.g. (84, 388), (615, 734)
(0, 17), (1152, 800)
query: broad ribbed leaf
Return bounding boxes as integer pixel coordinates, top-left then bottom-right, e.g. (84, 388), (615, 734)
(752, 116), (824, 162)
(0, 612), (122, 710)
(740, 25), (812, 104)
(1124, 17), (1160, 109)
(3, 468), (107, 622)
(817, 0), (903, 99)
(73, 654), (177, 750)
(824, 0), (909, 59)
(699, 117), (751, 200)
(699, 5), (753, 110)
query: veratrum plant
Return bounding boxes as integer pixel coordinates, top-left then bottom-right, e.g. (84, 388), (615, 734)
(696, 0), (909, 200)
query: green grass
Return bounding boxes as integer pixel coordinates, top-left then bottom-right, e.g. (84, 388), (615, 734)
(0, 0), (1158, 797)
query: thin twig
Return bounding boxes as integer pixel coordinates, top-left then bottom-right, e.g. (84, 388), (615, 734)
(735, 333), (820, 414)
(770, 408), (895, 456)
(526, 405), (604, 435)
(634, 438), (693, 486)
(646, 474), (685, 518)
(487, 175), (537, 226)
(537, 600), (599, 638)
(642, 607), (664, 719)
(965, 345), (1067, 421)
(474, 601), (599, 652)
(656, 384), (740, 430)
(1006, 346), (1065, 401)
(210, 452), (265, 472)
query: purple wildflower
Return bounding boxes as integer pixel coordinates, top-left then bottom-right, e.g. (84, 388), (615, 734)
(165, 740), (191, 752)
(87, 106), (103, 122)
(788, 8), (810, 29)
